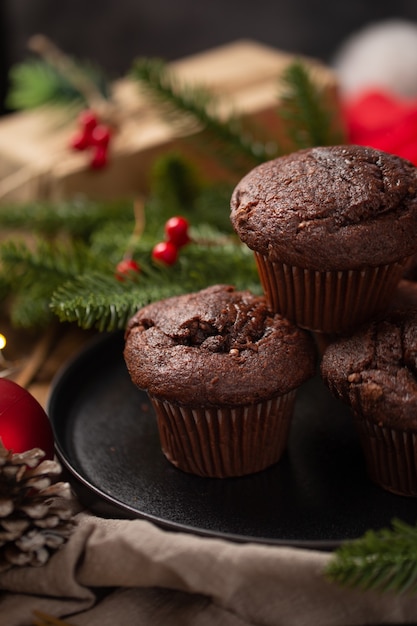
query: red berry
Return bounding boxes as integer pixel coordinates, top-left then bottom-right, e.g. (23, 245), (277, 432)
(70, 130), (91, 151)
(115, 258), (141, 281)
(79, 109), (98, 132)
(0, 379), (55, 459)
(90, 145), (108, 169)
(152, 241), (178, 266)
(70, 109), (98, 151)
(165, 216), (190, 248)
(91, 124), (111, 148)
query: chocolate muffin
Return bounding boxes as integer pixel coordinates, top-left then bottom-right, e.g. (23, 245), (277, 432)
(230, 145), (417, 334)
(321, 309), (417, 496)
(124, 285), (316, 478)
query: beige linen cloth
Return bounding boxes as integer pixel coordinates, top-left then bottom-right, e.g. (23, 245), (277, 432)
(1, 509), (417, 626)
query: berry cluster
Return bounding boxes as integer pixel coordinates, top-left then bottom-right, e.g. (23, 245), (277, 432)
(69, 109), (112, 169)
(152, 216), (190, 266)
(114, 216), (190, 281)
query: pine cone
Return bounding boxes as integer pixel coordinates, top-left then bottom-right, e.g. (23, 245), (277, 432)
(0, 439), (77, 571)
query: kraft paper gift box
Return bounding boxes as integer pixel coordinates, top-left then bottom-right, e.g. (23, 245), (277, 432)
(0, 40), (340, 203)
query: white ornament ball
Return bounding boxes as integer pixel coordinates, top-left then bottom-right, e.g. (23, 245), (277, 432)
(333, 19), (417, 97)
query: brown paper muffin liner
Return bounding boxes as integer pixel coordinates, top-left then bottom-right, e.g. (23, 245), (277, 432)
(354, 414), (417, 497)
(149, 391), (296, 478)
(254, 253), (407, 334)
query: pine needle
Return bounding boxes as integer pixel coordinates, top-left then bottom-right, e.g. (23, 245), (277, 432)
(0, 198), (133, 239)
(131, 57), (274, 175)
(6, 58), (109, 111)
(0, 160), (251, 331)
(278, 59), (346, 149)
(326, 519), (417, 595)
(0, 238), (106, 328)
(149, 152), (203, 215)
(0, 239), (97, 278)
(50, 240), (260, 332)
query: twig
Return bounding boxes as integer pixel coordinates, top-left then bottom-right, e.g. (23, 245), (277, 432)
(13, 324), (60, 389)
(28, 35), (107, 112)
(28, 34), (118, 127)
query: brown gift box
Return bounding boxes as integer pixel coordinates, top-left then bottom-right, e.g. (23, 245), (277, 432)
(0, 39), (340, 203)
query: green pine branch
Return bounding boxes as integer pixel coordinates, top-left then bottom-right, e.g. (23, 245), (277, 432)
(326, 519), (417, 595)
(50, 271), (183, 332)
(50, 239), (260, 332)
(6, 58), (109, 110)
(131, 57), (275, 175)
(131, 57), (346, 177)
(0, 238), (106, 327)
(0, 198), (134, 240)
(0, 238), (101, 277)
(0, 188), (259, 332)
(149, 151), (203, 215)
(148, 152), (235, 233)
(278, 60), (346, 148)
(0, 150), (248, 332)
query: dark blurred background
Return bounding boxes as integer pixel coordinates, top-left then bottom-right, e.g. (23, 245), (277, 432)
(2, 0), (417, 114)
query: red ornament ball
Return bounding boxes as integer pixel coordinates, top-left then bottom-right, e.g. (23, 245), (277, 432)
(152, 241), (178, 266)
(115, 258), (141, 281)
(0, 379), (55, 458)
(164, 216), (190, 248)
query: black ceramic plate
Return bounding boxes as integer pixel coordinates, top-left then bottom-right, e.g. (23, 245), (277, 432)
(48, 331), (417, 550)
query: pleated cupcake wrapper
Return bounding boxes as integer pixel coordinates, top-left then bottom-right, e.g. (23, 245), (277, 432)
(150, 391), (296, 478)
(255, 253), (407, 334)
(354, 414), (417, 497)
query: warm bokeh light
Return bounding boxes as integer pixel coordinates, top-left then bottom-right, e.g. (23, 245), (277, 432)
(0, 333), (6, 351)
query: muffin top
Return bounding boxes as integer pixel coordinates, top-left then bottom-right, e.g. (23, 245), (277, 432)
(321, 309), (417, 429)
(124, 285), (316, 406)
(230, 145), (417, 271)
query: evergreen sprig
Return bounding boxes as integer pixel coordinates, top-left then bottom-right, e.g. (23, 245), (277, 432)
(278, 59), (345, 148)
(0, 198), (133, 239)
(131, 57), (276, 175)
(0, 238), (106, 327)
(0, 152), (259, 332)
(148, 152), (234, 233)
(7, 58), (109, 110)
(50, 272), (155, 332)
(50, 239), (259, 332)
(326, 519), (417, 595)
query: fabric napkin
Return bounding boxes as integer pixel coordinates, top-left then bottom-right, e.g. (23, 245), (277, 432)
(2, 510), (417, 626)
